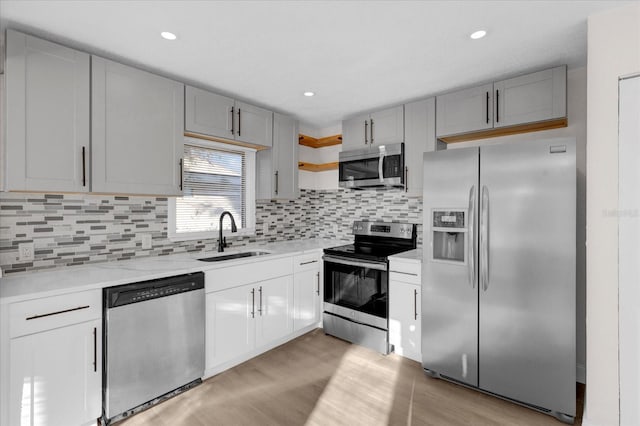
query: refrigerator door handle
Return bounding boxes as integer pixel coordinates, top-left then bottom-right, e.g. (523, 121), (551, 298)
(468, 185), (476, 289)
(480, 185), (490, 291)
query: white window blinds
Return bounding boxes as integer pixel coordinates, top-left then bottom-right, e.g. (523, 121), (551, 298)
(176, 143), (247, 233)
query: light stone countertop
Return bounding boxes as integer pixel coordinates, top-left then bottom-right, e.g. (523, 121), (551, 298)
(0, 238), (344, 304)
(388, 249), (422, 263)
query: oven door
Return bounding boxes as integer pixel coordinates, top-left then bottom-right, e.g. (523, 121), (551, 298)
(323, 255), (388, 330)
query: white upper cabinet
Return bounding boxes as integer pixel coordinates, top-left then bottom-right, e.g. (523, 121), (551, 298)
(436, 83), (494, 138)
(436, 65), (567, 139)
(342, 105), (404, 151)
(257, 112), (298, 200)
(185, 86), (235, 138)
(185, 86), (273, 148)
(493, 66), (567, 128)
(403, 97), (436, 196)
(4, 30), (90, 192)
(91, 57), (184, 196)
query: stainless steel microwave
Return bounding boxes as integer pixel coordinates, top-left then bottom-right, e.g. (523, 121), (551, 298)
(338, 143), (405, 189)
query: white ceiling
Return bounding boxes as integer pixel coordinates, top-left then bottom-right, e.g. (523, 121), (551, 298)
(0, 0), (634, 130)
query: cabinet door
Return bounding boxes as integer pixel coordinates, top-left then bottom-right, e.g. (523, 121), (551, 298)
(369, 105), (404, 146)
(404, 98), (435, 196)
(5, 30), (90, 192)
(342, 113), (370, 151)
(205, 285), (255, 369)
(185, 86), (235, 139)
(272, 113), (299, 200)
(255, 276), (293, 347)
(234, 101), (273, 147)
(389, 281), (421, 362)
(494, 65), (567, 128)
(293, 268), (321, 331)
(436, 83), (493, 138)
(91, 57), (183, 195)
(9, 320), (101, 426)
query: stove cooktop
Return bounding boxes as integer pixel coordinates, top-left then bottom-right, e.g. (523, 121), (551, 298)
(323, 243), (412, 263)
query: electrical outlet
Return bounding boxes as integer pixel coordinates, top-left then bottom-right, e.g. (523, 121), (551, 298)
(18, 242), (34, 262)
(141, 234), (152, 250)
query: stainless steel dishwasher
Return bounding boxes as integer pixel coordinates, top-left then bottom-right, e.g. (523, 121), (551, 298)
(102, 272), (205, 425)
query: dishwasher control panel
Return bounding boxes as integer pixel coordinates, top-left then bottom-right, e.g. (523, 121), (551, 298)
(104, 272), (205, 308)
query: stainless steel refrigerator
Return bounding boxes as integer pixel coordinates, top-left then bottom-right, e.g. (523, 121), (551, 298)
(421, 137), (576, 422)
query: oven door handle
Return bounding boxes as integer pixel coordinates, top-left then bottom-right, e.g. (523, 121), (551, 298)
(322, 255), (387, 271)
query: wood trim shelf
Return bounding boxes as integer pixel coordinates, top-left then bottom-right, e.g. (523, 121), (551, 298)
(438, 118), (568, 144)
(298, 161), (338, 172)
(184, 131), (271, 151)
(298, 134), (342, 148)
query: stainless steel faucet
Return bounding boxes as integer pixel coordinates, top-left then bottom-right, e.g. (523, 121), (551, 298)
(218, 211), (238, 252)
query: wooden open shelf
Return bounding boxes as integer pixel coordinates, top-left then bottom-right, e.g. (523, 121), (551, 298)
(298, 134), (342, 148)
(298, 161), (339, 172)
(438, 118), (568, 144)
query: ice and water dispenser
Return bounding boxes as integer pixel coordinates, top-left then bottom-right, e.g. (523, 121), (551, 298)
(431, 210), (467, 263)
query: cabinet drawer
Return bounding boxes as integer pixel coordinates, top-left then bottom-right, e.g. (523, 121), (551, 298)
(205, 256), (293, 292)
(389, 261), (421, 285)
(293, 252), (321, 273)
(10, 289), (102, 338)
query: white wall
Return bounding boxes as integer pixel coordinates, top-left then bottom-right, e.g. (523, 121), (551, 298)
(585, 4), (640, 426)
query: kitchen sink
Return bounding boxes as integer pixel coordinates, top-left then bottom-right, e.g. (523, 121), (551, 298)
(197, 251), (271, 262)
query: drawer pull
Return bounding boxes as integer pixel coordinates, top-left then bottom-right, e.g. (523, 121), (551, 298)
(390, 270), (418, 276)
(299, 260), (318, 266)
(25, 305), (90, 321)
(93, 327), (97, 372)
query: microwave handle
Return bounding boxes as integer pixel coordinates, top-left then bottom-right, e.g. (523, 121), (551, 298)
(378, 153), (385, 183)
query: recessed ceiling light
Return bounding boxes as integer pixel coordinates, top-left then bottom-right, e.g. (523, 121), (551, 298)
(161, 31), (177, 41)
(470, 30), (487, 40)
(303, 91), (315, 97)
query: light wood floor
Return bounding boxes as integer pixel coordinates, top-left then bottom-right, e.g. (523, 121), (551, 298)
(119, 329), (584, 426)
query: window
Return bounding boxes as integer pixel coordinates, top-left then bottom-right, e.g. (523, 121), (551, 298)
(169, 138), (255, 241)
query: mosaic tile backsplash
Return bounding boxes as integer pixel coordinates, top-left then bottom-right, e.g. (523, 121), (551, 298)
(0, 189), (422, 274)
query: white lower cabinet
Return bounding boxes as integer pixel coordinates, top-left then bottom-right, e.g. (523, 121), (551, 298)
(205, 273), (293, 371)
(3, 289), (102, 426)
(389, 259), (422, 363)
(293, 252), (322, 331)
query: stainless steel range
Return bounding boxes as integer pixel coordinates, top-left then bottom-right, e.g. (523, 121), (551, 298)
(323, 221), (417, 353)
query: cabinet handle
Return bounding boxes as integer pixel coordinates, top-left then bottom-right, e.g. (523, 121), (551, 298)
(370, 119), (374, 144)
(93, 326), (97, 372)
(237, 108), (241, 137)
(414, 289), (418, 321)
(275, 171), (279, 195)
(299, 260), (318, 266)
(26, 305), (90, 321)
(179, 158), (183, 190)
(258, 286), (263, 316)
(364, 120), (368, 145)
(486, 92), (489, 124)
(251, 288), (255, 318)
(404, 166), (408, 193)
(229, 106), (235, 135)
(82, 146), (86, 187)
(495, 89), (500, 123)
(316, 272), (320, 296)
